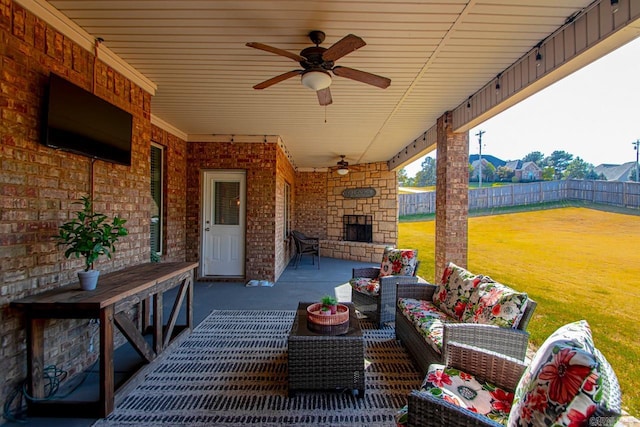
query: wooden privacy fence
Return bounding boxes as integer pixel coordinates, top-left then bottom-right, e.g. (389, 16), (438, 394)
(398, 180), (640, 216)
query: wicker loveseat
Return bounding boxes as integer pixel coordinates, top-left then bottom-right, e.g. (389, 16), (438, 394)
(350, 248), (422, 327)
(398, 320), (622, 427)
(395, 262), (537, 375)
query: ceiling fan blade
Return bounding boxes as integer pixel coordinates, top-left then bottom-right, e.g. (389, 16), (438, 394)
(253, 70), (302, 89)
(246, 42), (305, 62)
(317, 87), (332, 106)
(332, 66), (391, 89)
(322, 34), (366, 62)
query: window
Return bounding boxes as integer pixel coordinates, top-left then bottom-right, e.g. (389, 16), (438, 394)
(150, 143), (164, 255)
(284, 181), (291, 238)
(214, 181), (240, 225)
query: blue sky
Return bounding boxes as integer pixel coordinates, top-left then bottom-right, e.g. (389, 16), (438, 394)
(405, 37), (640, 177)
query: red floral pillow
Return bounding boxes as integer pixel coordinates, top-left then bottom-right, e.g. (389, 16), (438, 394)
(432, 262), (489, 320)
(349, 277), (380, 296)
(508, 320), (618, 427)
(379, 248), (417, 277)
(463, 281), (529, 328)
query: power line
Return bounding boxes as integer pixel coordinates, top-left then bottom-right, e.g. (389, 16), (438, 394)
(475, 130), (485, 188)
(633, 140), (640, 182)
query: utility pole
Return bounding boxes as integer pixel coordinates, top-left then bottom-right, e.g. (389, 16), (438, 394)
(475, 130), (485, 188)
(633, 139), (640, 182)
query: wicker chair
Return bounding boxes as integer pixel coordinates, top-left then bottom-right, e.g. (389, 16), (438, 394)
(351, 249), (421, 327)
(404, 322), (622, 427)
(291, 230), (320, 269)
(405, 341), (527, 427)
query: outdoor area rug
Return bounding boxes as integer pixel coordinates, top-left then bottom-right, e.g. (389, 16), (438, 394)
(91, 310), (422, 427)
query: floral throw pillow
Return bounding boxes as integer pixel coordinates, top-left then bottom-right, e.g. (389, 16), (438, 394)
(431, 262), (490, 320)
(556, 347), (620, 426)
(349, 277), (380, 296)
(379, 248), (417, 277)
(508, 320), (612, 427)
(463, 281), (529, 328)
(420, 364), (514, 425)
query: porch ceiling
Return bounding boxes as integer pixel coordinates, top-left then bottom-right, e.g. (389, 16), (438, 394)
(37, 1), (629, 170)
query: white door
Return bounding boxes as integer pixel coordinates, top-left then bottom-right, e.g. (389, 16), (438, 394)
(202, 171), (245, 277)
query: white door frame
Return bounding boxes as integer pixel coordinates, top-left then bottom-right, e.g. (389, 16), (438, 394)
(200, 170), (246, 278)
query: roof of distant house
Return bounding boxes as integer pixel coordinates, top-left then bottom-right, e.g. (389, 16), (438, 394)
(468, 154), (506, 167)
(467, 156), (635, 181)
(594, 162), (636, 181)
(521, 161), (542, 171)
(504, 160), (521, 170)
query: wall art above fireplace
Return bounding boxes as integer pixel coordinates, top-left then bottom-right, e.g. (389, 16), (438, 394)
(342, 187), (376, 199)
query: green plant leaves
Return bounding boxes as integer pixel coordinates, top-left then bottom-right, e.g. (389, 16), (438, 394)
(54, 196), (128, 271)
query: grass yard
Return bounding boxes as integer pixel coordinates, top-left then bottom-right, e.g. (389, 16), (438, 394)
(398, 207), (640, 416)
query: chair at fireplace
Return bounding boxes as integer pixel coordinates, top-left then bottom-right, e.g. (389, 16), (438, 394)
(291, 230), (320, 269)
(350, 248), (421, 327)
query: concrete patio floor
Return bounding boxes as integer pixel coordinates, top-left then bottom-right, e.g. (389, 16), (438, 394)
(1, 256), (372, 427)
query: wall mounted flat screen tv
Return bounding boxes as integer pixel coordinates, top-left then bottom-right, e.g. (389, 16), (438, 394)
(42, 73), (133, 166)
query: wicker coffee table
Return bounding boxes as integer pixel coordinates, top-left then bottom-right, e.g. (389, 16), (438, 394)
(288, 302), (365, 397)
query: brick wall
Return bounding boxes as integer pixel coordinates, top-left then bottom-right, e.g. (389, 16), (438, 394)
(294, 171), (328, 238)
(0, 0), (406, 413)
(435, 111), (469, 282)
(150, 125), (187, 262)
(275, 146), (296, 279)
(186, 139), (280, 282)
(327, 162), (397, 244)
(296, 162), (397, 263)
(184, 145), (399, 277)
(0, 0), (154, 414)
(321, 163), (398, 263)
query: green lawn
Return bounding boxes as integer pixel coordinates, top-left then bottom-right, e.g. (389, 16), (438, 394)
(399, 207), (640, 416)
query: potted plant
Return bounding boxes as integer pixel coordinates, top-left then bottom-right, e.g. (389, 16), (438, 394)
(55, 196), (128, 290)
(321, 295), (338, 314)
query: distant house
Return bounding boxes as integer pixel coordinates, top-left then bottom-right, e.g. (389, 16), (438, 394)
(594, 162), (637, 181)
(470, 158), (491, 181)
(504, 160), (543, 181)
(469, 154), (505, 182)
(469, 154), (506, 167)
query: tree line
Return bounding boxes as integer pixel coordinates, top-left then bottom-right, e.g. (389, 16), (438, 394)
(398, 150), (638, 187)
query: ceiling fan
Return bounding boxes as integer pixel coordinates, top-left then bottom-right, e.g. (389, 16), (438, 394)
(336, 155), (349, 175)
(246, 31), (391, 106)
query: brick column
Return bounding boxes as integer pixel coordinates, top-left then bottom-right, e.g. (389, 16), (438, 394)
(435, 111), (469, 282)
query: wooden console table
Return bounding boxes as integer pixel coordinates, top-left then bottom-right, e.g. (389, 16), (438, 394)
(11, 261), (198, 418)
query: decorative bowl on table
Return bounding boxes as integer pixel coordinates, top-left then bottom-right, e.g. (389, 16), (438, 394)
(306, 303), (349, 326)
(306, 318), (350, 335)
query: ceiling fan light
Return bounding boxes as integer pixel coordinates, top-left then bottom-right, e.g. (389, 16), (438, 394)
(336, 155), (349, 175)
(301, 70), (332, 91)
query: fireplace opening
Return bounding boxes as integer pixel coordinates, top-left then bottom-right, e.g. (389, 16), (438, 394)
(343, 215), (373, 243)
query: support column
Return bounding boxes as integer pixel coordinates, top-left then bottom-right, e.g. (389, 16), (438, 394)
(435, 111), (469, 282)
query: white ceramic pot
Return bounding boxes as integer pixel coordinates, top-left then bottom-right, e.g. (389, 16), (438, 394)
(78, 270), (100, 291)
